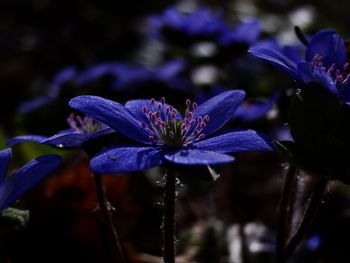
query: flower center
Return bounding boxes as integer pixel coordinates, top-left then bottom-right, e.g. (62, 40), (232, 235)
(311, 54), (350, 86)
(67, 113), (107, 135)
(140, 97), (209, 147)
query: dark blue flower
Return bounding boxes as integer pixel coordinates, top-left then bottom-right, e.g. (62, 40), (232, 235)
(68, 90), (275, 174)
(76, 59), (190, 92)
(249, 30), (350, 103)
(19, 66), (77, 113)
(148, 7), (261, 46)
(148, 7), (226, 39)
(233, 92), (280, 122)
(0, 148), (61, 211)
(195, 86), (280, 123)
(218, 18), (261, 46)
(6, 114), (114, 148)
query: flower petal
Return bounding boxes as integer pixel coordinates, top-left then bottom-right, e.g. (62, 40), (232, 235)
(219, 19), (261, 45)
(249, 46), (300, 81)
(0, 149), (11, 184)
(156, 59), (186, 80)
(297, 62), (339, 96)
(69, 96), (150, 144)
(164, 149), (234, 165)
(306, 29), (346, 68)
(18, 96), (55, 113)
(0, 154), (61, 211)
(282, 45), (303, 64)
(50, 66), (77, 95)
(195, 90), (245, 136)
(76, 62), (121, 86)
(6, 135), (48, 146)
(194, 129), (275, 153)
(90, 145), (164, 174)
(234, 93), (280, 122)
(42, 133), (91, 148)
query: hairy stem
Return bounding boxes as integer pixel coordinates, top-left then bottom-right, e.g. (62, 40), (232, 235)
(284, 178), (328, 261)
(276, 164), (297, 263)
(163, 169), (176, 263)
(93, 173), (125, 263)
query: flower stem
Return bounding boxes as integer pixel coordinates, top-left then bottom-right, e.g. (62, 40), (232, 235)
(93, 173), (125, 263)
(284, 178), (328, 261)
(276, 164), (297, 263)
(163, 169), (176, 263)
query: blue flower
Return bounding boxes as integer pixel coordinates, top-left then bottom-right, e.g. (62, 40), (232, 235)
(148, 7), (261, 46)
(68, 91), (275, 174)
(148, 7), (226, 39)
(76, 59), (190, 92)
(0, 148), (61, 211)
(195, 86), (280, 123)
(249, 30), (350, 104)
(19, 66), (77, 113)
(6, 114), (114, 148)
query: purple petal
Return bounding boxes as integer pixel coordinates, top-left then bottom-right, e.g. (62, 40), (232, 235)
(19, 96), (55, 113)
(0, 149), (11, 184)
(164, 149), (234, 165)
(306, 29), (346, 69)
(69, 96), (151, 144)
(43, 128), (115, 147)
(282, 45), (303, 64)
(234, 93), (280, 122)
(90, 145), (164, 174)
(195, 86), (228, 105)
(42, 133), (91, 148)
(112, 64), (152, 90)
(186, 8), (222, 36)
(0, 154), (61, 211)
(125, 99), (182, 123)
(90, 128), (116, 138)
(76, 62), (121, 86)
(50, 66), (77, 95)
(194, 129), (275, 153)
(220, 19), (261, 45)
(297, 62), (339, 96)
(6, 135), (48, 146)
(161, 7), (185, 29)
(156, 59), (186, 80)
(195, 90), (245, 136)
(249, 46), (300, 81)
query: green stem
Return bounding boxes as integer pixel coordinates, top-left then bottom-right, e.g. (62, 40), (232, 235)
(284, 178), (328, 261)
(163, 169), (176, 263)
(93, 173), (125, 263)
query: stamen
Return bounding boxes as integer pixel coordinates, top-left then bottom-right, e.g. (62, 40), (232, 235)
(186, 99), (191, 108)
(140, 97), (209, 147)
(143, 106), (148, 112)
(67, 113), (106, 134)
(311, 54), (350, 89)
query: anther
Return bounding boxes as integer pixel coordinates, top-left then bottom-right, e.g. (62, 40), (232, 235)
(192, 102), (198, 110)
(142, 106), (147, 114)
